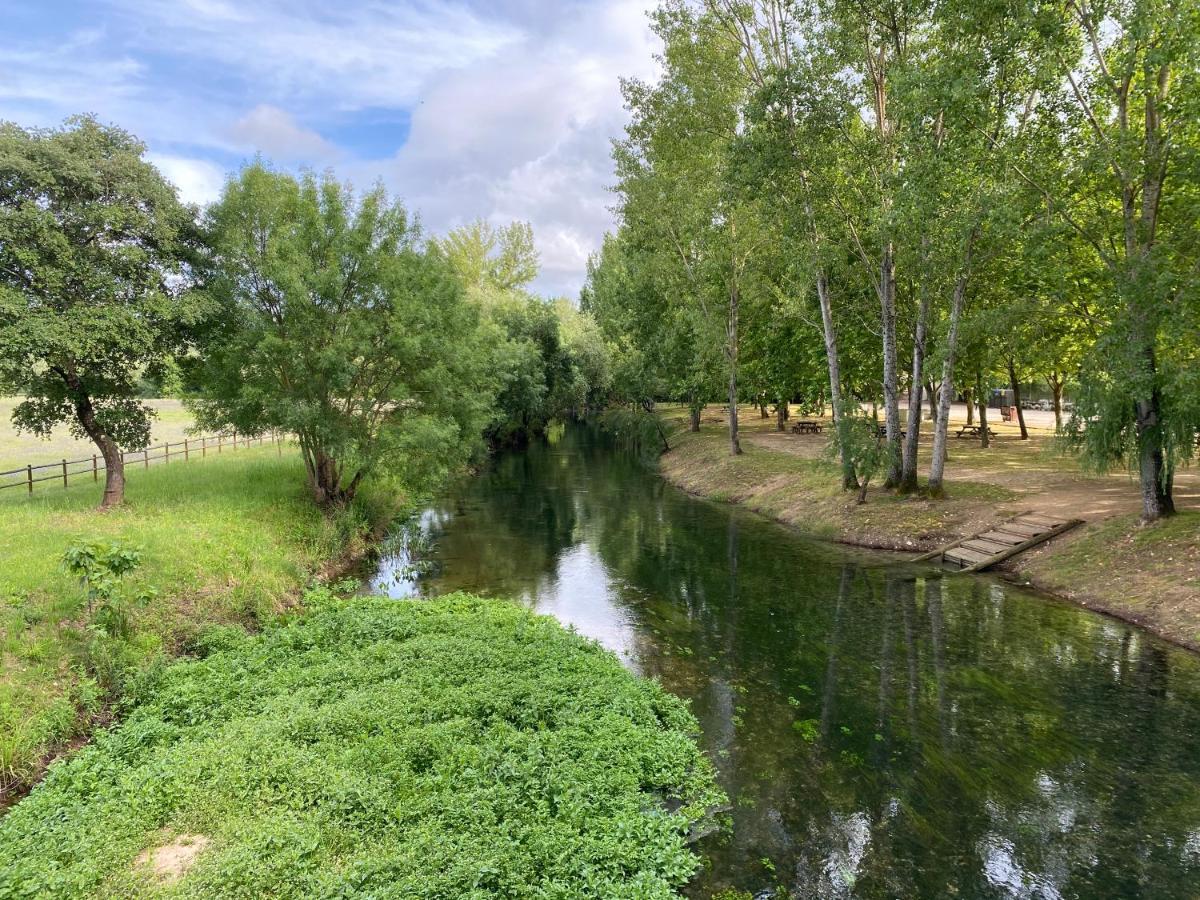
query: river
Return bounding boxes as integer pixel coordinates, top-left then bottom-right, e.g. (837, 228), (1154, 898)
(363, 426), (1200, 899)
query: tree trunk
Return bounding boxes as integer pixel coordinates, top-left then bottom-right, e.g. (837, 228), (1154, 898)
(1007, 359), (1029, 439)
(899, 262), (932, 493)
(1048, 373), (1064, 432)
(1135, 347), (1175, 521)
(976, 371), (990, 449)
(776, 399), (787, 432)
(965, 387), (975, 425)
(928, 228), (978, 494)
(727, 282), (741, 456)
(881, 244), (902, 487)
(926, 378), (938, 424)
(759, 397), (769, 419)
(817, 271), (857, 489)
(689, 403), (701, 433)
(63, 370), (126, 508)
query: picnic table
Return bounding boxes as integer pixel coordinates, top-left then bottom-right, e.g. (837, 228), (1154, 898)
(792, 419), (824, 435)
(955, 424), (997, 439)
(874, 424), (906, 439)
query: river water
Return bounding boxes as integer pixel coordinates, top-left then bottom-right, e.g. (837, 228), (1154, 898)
(364, 426), (1200, 899)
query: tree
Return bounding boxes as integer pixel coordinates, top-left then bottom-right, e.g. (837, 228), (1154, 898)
(1036, 0), (1200, 520)
(0, 116), (203, 508)
(437, 219), (539, 296)
(192, 164), (494, 507)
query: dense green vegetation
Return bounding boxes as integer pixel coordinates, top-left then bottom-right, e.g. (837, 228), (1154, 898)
(0, 594), (722, 899)
(0, 449), (392, 801)
(583, 0), (1199, 520)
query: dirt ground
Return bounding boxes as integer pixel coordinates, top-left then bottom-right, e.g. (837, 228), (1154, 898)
(663, 404), (1200, 649)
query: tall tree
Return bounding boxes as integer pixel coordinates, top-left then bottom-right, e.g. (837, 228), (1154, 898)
(1039, 0), (1200, 520)
(0, 116), (203, 508)
(194, 164), (494, 507)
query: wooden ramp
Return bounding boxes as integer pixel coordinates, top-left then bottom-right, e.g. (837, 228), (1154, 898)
(913, 512), (1083, 573)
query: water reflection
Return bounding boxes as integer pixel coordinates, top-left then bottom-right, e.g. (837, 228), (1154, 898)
(367, 426), (1200, 899)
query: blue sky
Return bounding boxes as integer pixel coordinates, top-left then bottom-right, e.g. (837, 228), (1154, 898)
(0, 0), (660, 296)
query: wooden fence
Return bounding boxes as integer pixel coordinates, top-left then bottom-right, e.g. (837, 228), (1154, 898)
(0, 432), (287, 495)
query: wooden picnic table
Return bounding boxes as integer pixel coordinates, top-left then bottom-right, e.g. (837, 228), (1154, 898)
(874, 424), (906, 439)
(792, 419), (824, 435)
(955, 424), (997, 439)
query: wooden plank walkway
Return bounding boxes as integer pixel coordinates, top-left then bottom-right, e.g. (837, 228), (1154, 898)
(913, 511), (1084, 573)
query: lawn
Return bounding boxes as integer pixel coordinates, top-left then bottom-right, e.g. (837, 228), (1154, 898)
(0, 398), (197, 472)
(0, 447), (394, 803)
(0, 594), (723, 899)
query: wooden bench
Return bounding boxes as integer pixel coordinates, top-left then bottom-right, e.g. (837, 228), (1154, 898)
(955, 425), (997, 439)
(791, 420), (823, 435)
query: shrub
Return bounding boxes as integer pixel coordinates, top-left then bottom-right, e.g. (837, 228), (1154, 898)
(0, 594), (723, 898)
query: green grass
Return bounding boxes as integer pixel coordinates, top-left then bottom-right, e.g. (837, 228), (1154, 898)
(1019, 510), (1200, 638)
(0, 448), (394, 801)
(0, 594), (723, 899)
(0, 398), (197, 472)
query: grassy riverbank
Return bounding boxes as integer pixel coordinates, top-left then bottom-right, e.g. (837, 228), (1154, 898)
(0, 448), (397, 803)
(660, 406), (1200, 648)
(0, 594), (722, 898)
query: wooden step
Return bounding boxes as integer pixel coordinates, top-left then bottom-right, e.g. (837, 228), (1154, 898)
(962, 538), (1013, 556)
(1018, 514), (1065, 528)
(978, 530), (1026, 546)
(945, 547), (993, 567)
(995, 522), (1045, 538)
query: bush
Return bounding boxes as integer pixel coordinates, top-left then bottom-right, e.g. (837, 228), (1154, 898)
(0, 594), (723, 898)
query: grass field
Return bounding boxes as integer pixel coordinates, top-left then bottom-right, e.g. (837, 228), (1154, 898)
(0, 398), (196, 472)
(0, 594), (722, 898)
(0, 447), (396, 803)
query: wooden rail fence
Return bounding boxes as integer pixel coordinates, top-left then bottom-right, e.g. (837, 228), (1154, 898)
(0, 432), (287, 495)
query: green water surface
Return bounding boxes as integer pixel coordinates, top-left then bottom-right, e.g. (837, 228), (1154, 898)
(365, 427), (1200, 899)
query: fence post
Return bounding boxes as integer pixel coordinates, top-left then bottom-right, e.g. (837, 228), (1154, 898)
(144, 448), (149, 469)
(27, 464), (33, 494)
(184, 438), (190, 461)
(233, 430), (237, 451)
(217, 434), (222, 454)
(165, 442), (170, 464)
(62, 459), (68, 488)
(93, 455), (98, 482)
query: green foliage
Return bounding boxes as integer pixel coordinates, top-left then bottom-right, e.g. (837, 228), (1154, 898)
(438, 219), (612, 444)
(829, 411), (890, 504)
(0, 448), (395, 801)
(192, 164), (496, 507)
(62, 539), (149, 638)
(598, 406), (672, 465)
(0, 595), (724, 899)
(436, 219), (539, 293)
(0, 116), (206, 505)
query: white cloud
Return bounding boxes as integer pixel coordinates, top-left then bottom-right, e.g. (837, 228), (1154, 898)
(227, 105), (339, 162)
(146, 154), (226, 206)
(382, 0), (661, 296)
(0, 1), (663, 297)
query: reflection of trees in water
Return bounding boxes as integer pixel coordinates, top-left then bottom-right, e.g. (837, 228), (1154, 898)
(411, 427), (1200, 898)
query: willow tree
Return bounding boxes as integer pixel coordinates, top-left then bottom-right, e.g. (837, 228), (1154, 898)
(1040, 0), (1200, 520)
(193, 165), (495, 507)
(0, 116), (202, 508)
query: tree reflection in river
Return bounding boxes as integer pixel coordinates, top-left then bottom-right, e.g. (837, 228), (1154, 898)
(367, 426), (1200, 899)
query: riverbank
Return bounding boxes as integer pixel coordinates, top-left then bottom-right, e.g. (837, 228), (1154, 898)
(0, 448), (400, 806)
(658, 406), (1200, 649)
(0, 594), (722, 898)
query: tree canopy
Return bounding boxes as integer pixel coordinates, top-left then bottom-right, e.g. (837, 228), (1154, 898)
(0, 116), (205, 507)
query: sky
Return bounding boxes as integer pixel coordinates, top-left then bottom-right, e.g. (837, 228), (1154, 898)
(0, 0), (662, 297)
